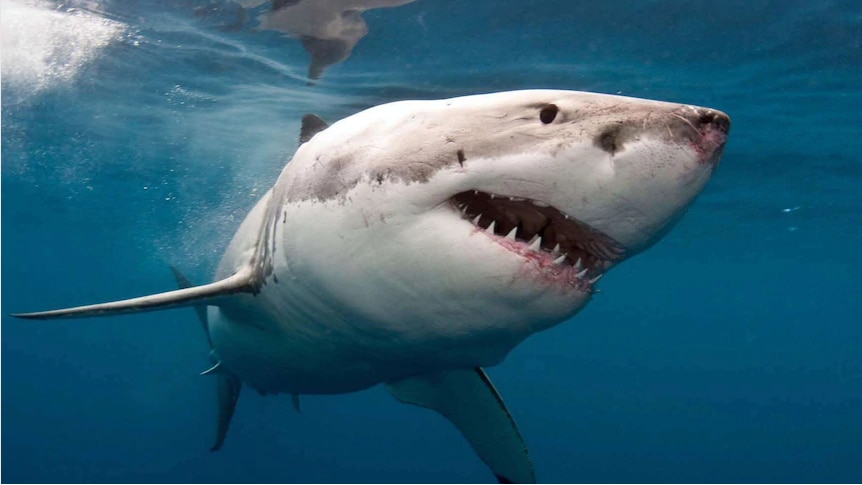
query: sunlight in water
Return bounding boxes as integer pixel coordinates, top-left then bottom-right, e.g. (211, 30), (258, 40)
(0, 0), (125, 99)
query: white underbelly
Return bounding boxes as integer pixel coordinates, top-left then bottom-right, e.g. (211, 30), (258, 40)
(208, 304), (384, 394)
(203, 184), (567, 395)
(206, 282), (529, 395)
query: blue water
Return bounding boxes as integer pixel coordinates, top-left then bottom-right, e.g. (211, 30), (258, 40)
(2, 0), (860, 482)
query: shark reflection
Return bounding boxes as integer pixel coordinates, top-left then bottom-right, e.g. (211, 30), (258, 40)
(234, 0), (415, 83)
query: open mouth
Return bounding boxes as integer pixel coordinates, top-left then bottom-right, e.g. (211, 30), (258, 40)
(450, 190), (626, 292)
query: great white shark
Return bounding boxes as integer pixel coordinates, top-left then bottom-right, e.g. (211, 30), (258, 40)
(15, 89), (730, 483)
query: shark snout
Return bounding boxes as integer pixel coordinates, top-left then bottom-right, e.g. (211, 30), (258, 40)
(676, 107), (730, 165)
(688, 107), (730, 134)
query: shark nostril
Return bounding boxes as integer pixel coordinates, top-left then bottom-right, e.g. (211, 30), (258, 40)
(698, 112), (716, 125)
(713, 112), (730, 134)
(694, 109), (731, 134)
(595, 125), (622, 155)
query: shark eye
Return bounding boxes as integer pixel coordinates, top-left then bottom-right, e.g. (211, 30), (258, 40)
(539, 104), (559, 124)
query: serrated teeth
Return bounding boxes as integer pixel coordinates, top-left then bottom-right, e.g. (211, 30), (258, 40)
(486, 221), (496, 234)
(551, 243), (561, 256)
(528, 237), (542, 252)
(574, 257), (583, 271)
(472, 214), (482, 225)
(589, 274), (603, 284)
(575, 268), (588, 279)
(553, 255), (567, 265)
(505, 227), (517, 240)
(490, 194), (496, 199)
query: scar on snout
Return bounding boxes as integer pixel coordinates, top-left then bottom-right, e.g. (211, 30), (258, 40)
(457, 149), (466, 166)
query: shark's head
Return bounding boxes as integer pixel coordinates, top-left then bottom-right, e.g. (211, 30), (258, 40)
(279, 89), (729, 366)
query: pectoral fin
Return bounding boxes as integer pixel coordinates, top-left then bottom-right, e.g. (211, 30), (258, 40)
(13, 266), (254, 320)
(386, 368), (535, 484)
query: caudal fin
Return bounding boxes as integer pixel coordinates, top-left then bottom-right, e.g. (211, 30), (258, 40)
(12, 266), (255, 320)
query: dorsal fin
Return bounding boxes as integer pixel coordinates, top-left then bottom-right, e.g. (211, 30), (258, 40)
(299, 114), (329, 144)
(12, 266), (254, 320)
(301, 37), (350, 85)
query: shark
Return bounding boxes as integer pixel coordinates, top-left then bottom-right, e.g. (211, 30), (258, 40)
(14, 89), (730, 483)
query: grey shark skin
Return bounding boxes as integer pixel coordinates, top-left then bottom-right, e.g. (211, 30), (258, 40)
(15, 89), (729, 483)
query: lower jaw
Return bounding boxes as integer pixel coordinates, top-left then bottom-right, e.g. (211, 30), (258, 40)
(478, 228), (606, 294)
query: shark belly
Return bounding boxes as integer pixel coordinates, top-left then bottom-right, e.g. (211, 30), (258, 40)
(200, 189), (393, 394)
(206, 180), (576, 395)
(206, 270), (532, 395)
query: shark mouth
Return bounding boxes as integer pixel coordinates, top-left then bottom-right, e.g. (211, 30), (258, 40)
(451, 190), (626, 292)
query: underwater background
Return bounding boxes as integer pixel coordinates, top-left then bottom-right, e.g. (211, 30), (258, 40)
(2, 0), (860, 482)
